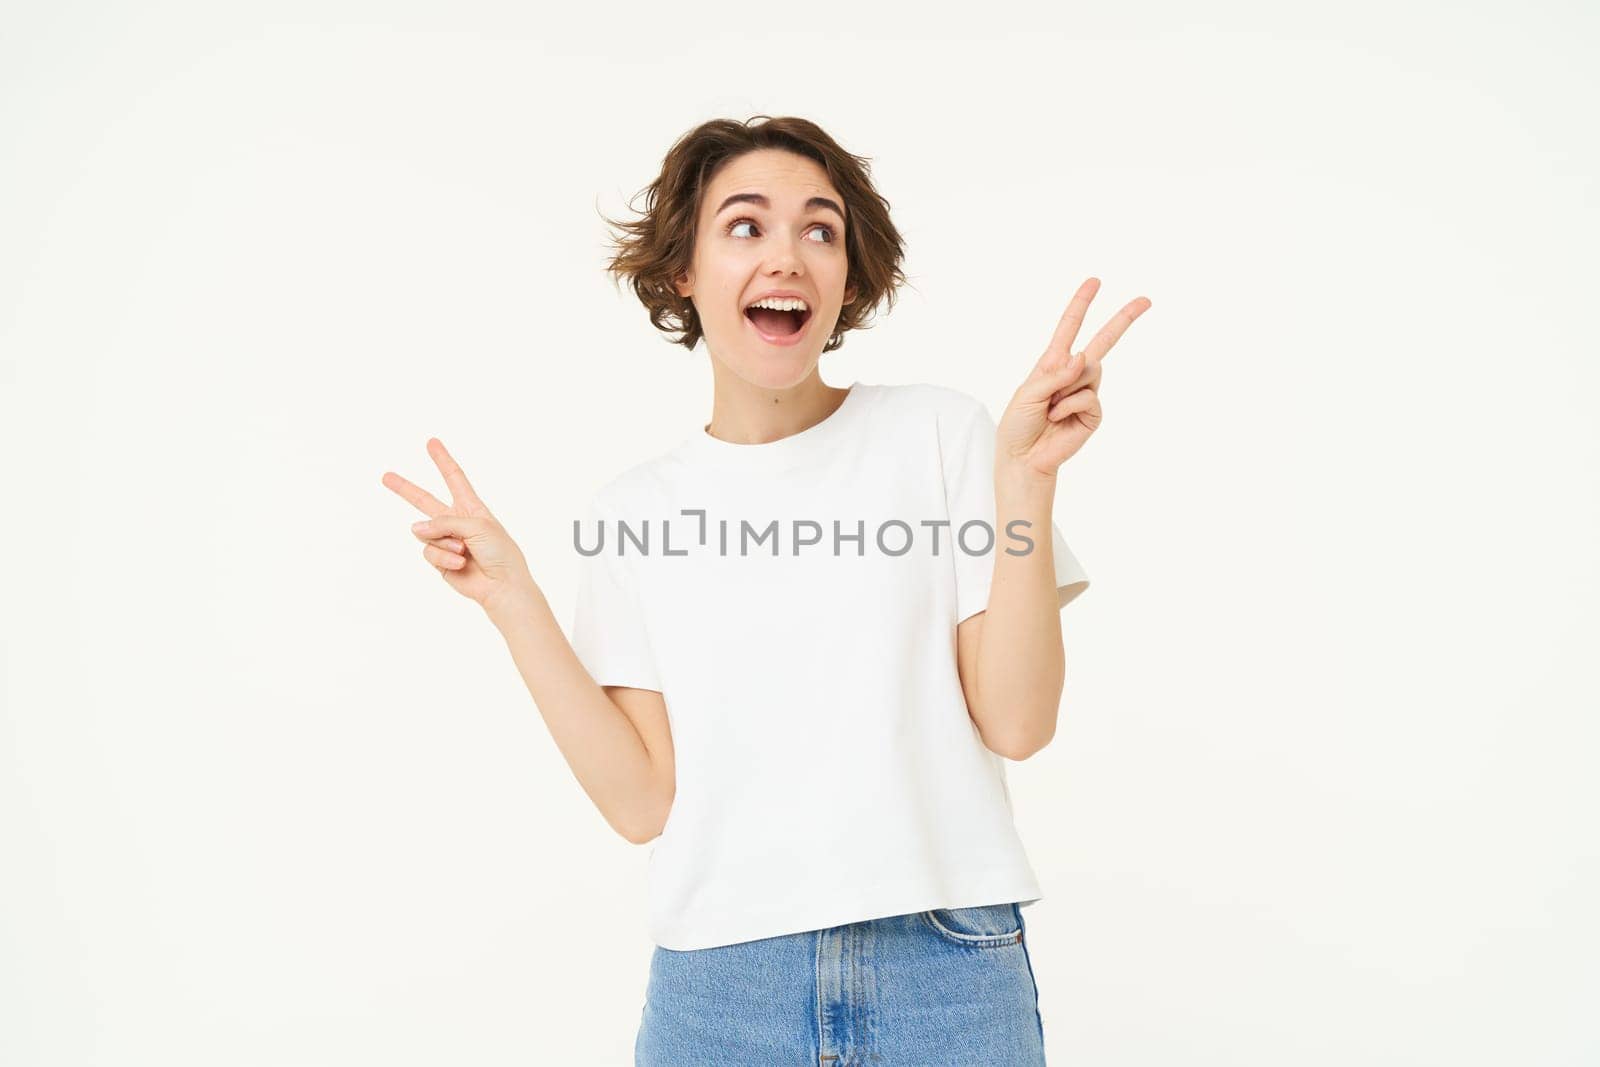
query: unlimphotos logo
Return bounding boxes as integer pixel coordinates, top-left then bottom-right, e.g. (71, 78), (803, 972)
(574, 510), (1040, 559)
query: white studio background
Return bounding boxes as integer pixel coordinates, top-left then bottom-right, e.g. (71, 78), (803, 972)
(3, 3), (1595, 1064)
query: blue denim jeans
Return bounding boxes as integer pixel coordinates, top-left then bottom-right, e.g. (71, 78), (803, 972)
(635, 902), (1046, 1065)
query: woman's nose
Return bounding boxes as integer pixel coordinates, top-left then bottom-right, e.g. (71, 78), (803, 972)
(764, 238), (804, 275)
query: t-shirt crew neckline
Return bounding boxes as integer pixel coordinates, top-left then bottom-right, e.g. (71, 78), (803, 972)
(675, 380), (868, 471)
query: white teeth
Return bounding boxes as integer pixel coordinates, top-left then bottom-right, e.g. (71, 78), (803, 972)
(747, 297), (809, 312)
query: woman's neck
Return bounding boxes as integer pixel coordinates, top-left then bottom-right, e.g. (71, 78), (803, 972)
(702, 369), (850, 446)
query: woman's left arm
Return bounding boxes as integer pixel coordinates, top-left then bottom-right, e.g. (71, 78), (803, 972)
(958, 277), (1150, 760)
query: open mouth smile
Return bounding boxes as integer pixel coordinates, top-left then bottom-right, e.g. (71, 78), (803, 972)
(742, 295), (814, 346)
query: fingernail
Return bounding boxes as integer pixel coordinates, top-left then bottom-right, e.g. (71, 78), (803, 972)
(411, 521), (426, 532)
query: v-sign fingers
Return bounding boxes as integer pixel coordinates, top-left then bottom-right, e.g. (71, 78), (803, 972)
(1034, 277), (1101, 374)
(381, 470), (450, 518)
(427, 438), (487, 511)
(1081, 297), (1153, 364)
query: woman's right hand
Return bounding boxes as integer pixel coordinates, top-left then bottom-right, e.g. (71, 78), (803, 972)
(381, 438), (537, 617)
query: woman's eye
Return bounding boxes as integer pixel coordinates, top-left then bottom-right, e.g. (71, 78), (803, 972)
(726, 218), (837, 243)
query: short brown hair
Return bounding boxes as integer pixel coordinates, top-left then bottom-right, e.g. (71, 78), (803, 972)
(600, 115), (908, 353)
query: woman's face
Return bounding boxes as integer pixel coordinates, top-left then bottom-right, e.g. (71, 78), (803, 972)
(675, 148), (857, 389)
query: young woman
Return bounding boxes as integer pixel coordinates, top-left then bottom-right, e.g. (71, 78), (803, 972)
(382, 115), (1149, 1064)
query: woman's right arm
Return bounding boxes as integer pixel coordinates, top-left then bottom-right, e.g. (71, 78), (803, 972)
(383, 438), (673, 845)
(488, 586), (675, 845)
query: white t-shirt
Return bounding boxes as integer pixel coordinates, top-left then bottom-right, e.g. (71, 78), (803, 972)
(569, 380), (1090, 951)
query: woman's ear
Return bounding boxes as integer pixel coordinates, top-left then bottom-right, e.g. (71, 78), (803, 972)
(674, 269), (694, 299)
(843, 284), (858, 306)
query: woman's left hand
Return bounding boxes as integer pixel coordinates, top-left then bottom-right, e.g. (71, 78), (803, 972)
(996, 277), (1151, 483)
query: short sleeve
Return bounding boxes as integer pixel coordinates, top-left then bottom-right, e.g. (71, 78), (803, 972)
(941, 397), (1091, 625)
(569, 497), (662, 692)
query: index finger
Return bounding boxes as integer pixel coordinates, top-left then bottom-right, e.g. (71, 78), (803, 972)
(1035, 276), (1101, 373)
(427, 438), (486, 510)
(380, 470), (449, 518)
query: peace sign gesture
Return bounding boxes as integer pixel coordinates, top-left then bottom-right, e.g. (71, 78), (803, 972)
(996, 277), (1151, 481)
(381, 438), (536, 616)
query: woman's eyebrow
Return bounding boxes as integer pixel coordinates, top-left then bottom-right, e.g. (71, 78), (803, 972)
(714, 192), (845, 225)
